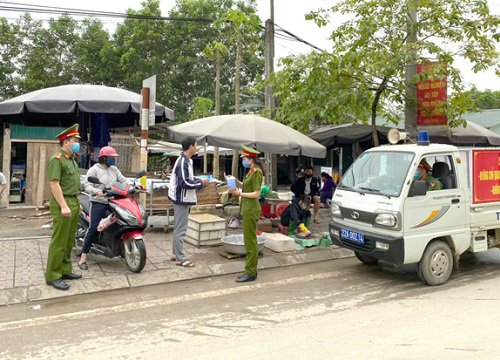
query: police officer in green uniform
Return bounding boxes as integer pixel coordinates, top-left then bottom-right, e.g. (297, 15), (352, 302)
(229, 145), (264, 283)
(416, 160), (443, 191)
(45, 124), (83, 290)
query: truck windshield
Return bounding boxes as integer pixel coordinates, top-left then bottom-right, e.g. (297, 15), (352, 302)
(339, 151), (415, 197)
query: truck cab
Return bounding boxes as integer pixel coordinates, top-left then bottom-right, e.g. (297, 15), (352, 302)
(329, 142), (486, 285)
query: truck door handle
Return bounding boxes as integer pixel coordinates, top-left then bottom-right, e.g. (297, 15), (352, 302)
(451, 199), (460, 204)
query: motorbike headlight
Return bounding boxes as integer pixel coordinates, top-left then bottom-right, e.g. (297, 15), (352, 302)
(374, 213), (397, 228)
(113, 206), (139, 226)
(331, 202), (342, 218)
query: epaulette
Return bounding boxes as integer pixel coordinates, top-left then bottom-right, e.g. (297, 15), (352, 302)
(55, 153), (62, 160)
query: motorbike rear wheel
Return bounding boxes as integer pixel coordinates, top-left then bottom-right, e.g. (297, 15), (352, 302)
(122, 238), (146, 273)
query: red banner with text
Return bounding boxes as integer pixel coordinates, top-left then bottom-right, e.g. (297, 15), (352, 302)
(416, 62), (448, 126)
(472, 149), (500, 204)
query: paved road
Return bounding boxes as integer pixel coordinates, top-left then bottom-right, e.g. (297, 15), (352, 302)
(2, 251), (500, 359)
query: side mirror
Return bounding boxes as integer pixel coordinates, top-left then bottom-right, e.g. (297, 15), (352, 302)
(411, 180), (427, 197)
(135, 170), (146, 179)
(87, 176), (101, 184)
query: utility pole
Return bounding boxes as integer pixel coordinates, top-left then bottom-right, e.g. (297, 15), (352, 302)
(265, 0), (277, 189)
(140, 75), (156, 206)
(231, 32), (242, 177)
(139, 87), (150, 207)
(405, 0), (418, 137)
(213, 50), (222, 179)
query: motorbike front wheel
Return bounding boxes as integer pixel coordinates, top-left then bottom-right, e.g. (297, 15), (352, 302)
(122, 238), (147, 273)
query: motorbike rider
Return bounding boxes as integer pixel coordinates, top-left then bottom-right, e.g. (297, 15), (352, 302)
(78, 146), (128, 270)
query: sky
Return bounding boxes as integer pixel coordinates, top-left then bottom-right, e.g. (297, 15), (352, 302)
(1, 0), (499, 90)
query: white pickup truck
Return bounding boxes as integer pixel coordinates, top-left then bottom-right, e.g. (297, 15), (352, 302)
(329, 141), (500, 285)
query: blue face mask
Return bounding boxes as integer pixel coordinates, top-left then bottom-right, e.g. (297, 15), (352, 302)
(105, 157), (116, 167)
(71, 142), (80, 154)
(242, 159), (251, 168)
(414, 172), (421, 180)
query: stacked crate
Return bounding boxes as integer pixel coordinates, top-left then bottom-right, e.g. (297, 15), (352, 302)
(185, 213), (227, 247)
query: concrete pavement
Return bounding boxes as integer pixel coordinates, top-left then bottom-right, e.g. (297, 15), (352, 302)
(0, 206), (354, 307)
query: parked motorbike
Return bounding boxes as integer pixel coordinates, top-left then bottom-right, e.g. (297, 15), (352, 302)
(75, 171), (148, 273)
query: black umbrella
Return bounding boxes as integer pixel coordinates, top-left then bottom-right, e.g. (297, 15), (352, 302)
(310, 124), (393, 147)
(0, 84), (174, 127)
(311, 121), (500, 148)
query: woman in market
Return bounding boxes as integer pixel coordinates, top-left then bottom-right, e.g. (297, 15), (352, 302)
(228, 145), (264, 283)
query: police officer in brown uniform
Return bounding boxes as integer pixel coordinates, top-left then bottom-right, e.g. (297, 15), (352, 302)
(45, 124), (83, 290)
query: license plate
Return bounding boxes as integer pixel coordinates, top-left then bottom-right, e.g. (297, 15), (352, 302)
(340, 228), (365, 244)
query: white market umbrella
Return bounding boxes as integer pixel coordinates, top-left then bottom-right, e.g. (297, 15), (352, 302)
(167, 114), (326, 158)
(148, 140), (233, 156)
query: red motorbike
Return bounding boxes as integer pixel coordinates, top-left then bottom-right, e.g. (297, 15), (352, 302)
(75, 172), (148, 273)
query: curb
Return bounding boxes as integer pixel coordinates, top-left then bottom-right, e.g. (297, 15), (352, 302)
(0, 247), (354, 307)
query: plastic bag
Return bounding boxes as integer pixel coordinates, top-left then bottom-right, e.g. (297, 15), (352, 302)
(228, 216), (240, 229)
(97, 214), (117, 232)
(295, 223), (311, 238)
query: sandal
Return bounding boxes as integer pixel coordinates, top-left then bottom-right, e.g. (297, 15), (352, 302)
(78, 262), (88, 270)
(175, 260), (195, 267)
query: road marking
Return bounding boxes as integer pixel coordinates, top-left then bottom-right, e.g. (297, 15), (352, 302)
(0, 271), (342, 331)
(0, 235), (50, 241)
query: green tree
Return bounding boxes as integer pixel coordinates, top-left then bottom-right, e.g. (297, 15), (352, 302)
(465, 88), (500, 110)
(112, 0), (167, 91)
(73, 18), (115, 85)
(189, 96), (213, 120)
(0, 18), (21, 100)
(17, 14), (79, 92)
(163, 0), (264, 122)
(213, 7), (261, 173)
(270, 0), (499, 144)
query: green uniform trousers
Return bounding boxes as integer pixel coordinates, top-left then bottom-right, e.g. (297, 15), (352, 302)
(46, 196), (80, 281)
(243, 211), (261, 276)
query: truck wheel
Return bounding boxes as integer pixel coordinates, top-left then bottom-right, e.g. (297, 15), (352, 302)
(417, 241), (453, 286)
(355, 252), (379, 265)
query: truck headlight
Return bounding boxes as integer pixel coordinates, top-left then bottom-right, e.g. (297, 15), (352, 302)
(374, 213), (397, 228)
(331, 202), (341, 218)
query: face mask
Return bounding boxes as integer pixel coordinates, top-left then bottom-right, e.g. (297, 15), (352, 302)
(414, 172), (421, 180)
(71, 142), (80, 154)
(105, 157), (116, 167)
(242, 159), (251, 168)
(305, 174), (313, 178)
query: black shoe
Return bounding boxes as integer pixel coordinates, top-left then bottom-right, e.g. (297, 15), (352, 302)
(46, 279), (70, 290)
(236, 273), (257, 280)
(236, 274), (257, 283)
(62, 273), (82, 280)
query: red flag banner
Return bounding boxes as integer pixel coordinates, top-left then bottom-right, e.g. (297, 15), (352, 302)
(416, 62), (447, 126)
(472, 149), (500, 204)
